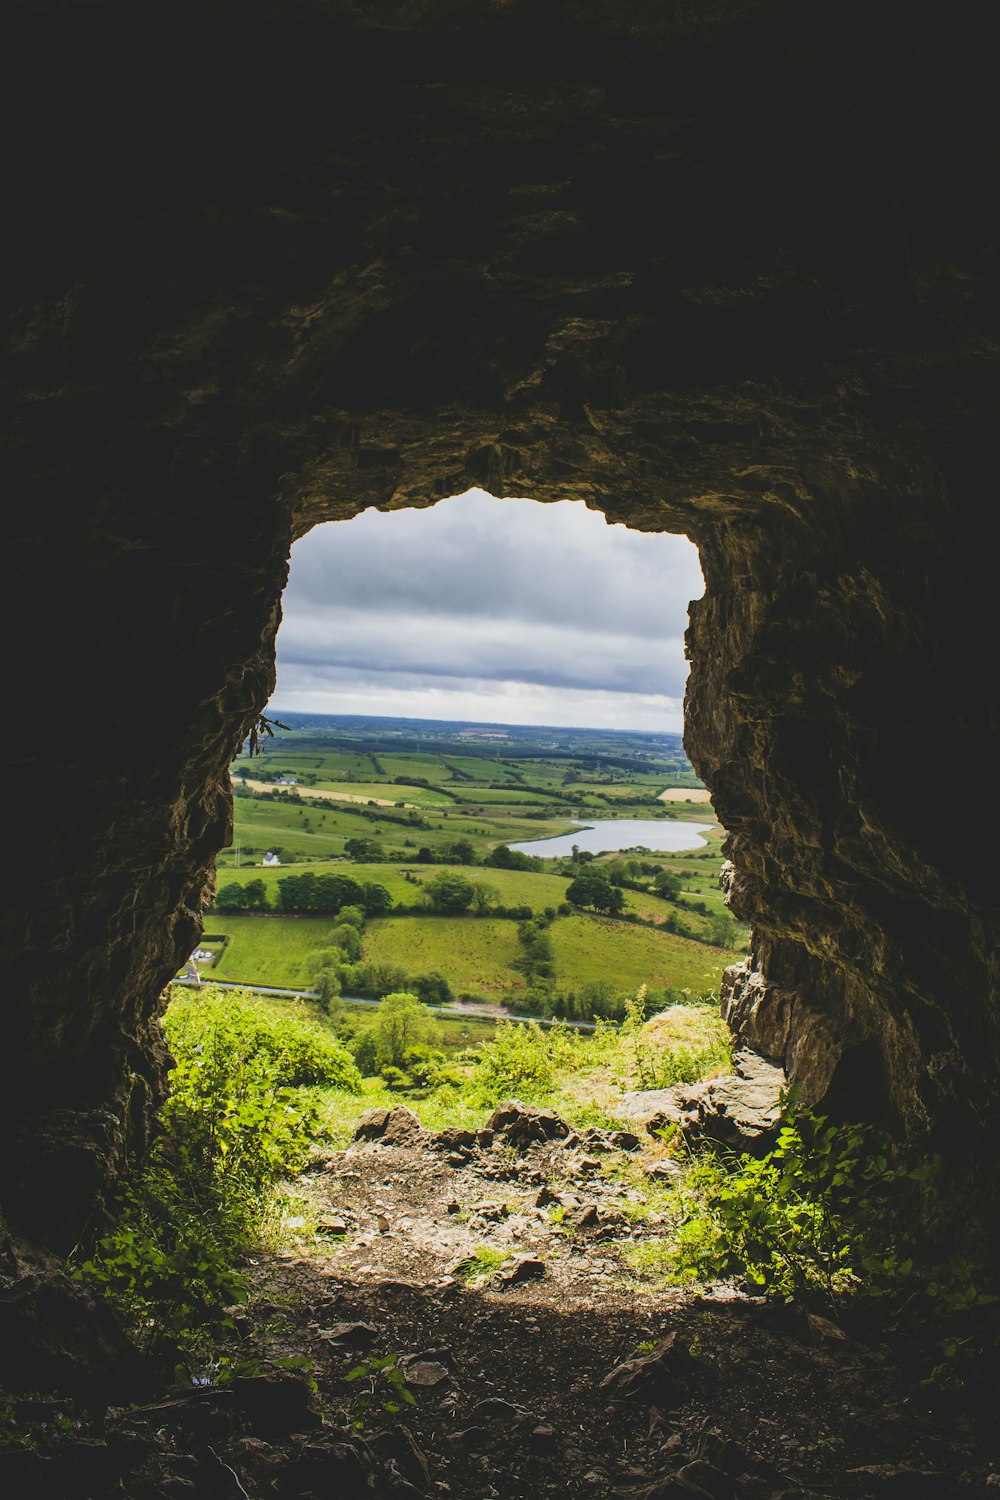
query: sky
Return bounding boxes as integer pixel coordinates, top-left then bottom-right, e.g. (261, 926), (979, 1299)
(270, 490), (703, 732)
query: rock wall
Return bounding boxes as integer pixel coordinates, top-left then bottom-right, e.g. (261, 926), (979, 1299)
(4, 0), (1000, 1247)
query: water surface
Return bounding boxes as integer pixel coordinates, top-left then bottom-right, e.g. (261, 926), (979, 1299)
(509, 818), (712, 859)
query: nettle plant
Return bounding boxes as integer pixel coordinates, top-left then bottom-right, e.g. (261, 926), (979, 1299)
(668, 1104), (999, 1384)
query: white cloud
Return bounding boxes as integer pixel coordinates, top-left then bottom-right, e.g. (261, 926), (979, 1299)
(272, 490), (702, 731)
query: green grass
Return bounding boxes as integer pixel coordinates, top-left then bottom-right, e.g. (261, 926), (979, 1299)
(550, 914), (738, 993)
(362, 916), (526, 997)
(203, 915), (332, 988)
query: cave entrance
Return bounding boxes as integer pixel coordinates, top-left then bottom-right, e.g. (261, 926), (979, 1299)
(210, 489), (738, 1028)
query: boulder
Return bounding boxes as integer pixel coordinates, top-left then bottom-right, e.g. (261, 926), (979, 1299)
(598, 1332), (691, 1407)
(677, 1050), (786, 1151)
(353, 1106), (426, 1146)
(486, 1102), (571, 1148)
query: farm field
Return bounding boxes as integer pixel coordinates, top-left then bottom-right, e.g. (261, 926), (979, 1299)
(549, 914), (734, 994)
(204, 915), (333, 989)
(361, 916), (527, 998)
(206, 715), (747, 1007)
(202, 901), (742, 1002)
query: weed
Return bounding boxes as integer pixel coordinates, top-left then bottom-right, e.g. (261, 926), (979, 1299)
(451, 1245), (507, 1284)
(345, 1355), (416, 1427)
(72, 988), (358, 1373)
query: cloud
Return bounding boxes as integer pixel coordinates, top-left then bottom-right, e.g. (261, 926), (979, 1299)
(272, 490), (702, 731)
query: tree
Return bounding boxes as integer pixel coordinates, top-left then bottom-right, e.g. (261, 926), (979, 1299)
(485, 844), (541, 872)
(372, 992), (437, 1069)
(242, 878), (269, 910)
(345, 836), (385, 862)
(422, 873), (475, 913)
(362, 882), (392, 915)
(565, 872), (625, 914)
(471, 880), (500, 914)
(329, 922), (362, 961)
(446, 839), (476, 865)
(338, 904), (366, 929)
(215, 882), (248, 911)
(410, 972), (453, 1006)
(653, 870), (682, 901)
(708, 912), (738, 948)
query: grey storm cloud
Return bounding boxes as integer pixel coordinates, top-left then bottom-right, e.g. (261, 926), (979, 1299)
(273, 491), (703, 728)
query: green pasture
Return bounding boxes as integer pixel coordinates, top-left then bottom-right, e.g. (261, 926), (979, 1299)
(550, 915), (738, 995)
(203, 914), (334, 989)
(362, 916), (526, 998)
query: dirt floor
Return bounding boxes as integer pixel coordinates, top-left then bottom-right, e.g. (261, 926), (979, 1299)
(238, 1106), (998, 1499)
(10, 1105), (997, 1499)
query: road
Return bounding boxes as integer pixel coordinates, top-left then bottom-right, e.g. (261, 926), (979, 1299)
(172, 975), (599, 1030)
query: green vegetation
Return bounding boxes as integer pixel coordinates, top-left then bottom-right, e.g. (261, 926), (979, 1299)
(626, 1105), (1000, 1386)
(72, 991), (361, 1372)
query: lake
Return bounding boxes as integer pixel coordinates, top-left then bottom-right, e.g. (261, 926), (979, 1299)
(509, 818), (713, 859)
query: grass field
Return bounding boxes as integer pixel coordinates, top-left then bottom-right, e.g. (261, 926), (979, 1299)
(205, 915), (333, 989)
(550, 914), (735, 994)
(203, 903), (742, 1001)
(362, 916), (527, 997)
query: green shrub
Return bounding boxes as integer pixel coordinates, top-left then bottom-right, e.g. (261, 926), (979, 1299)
(662, 1106), (999, 1383)
(471, 1020), (570, 1104)
(73, 988), (361, 1370)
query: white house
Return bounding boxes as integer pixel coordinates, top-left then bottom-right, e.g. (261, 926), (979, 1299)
(262, 851), (281, 866)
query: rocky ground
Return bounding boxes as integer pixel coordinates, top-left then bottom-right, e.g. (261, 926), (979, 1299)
(4, 1103), (997, 1499)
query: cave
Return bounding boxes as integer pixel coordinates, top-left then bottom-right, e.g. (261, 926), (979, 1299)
(4, 0), (999, 1395)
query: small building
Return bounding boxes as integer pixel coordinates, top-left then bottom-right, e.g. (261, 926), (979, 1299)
(262, 851), (281, 866)
(276, 776), (298, 785)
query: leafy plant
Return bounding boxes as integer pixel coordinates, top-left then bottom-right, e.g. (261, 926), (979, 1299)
(73, 988), (359, 1371)
(345, 1355), (417, 1427)
(659, 1105), (999, 1383)
(471, 1019), (573, 1104)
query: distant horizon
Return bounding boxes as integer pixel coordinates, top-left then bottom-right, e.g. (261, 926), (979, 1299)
(265, 705), (688, 741)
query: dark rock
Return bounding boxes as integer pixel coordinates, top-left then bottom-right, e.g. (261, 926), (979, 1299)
(486, 1102), (571, 1149)
(231, 1372), (321, 1436)
(276, 1438), (371, 1499)
(126, 1389), (237, 1444)
(316, 1213), (349, 1236)
(370, 1425), (431, 1490)
(0, 1273), (155, 1405)
(495, 1254), (546, 1285)
(695, 1431), (754, 1477)
(323, 1320), (380, 1348)
(446, 1427), (490, 1449)
(599, 1333), (691, 1407)
(403, 1360), (450, 1388)
(675, 1459), (748, 1499)
(472, 1397), (523, 1424)
(675, 1050), (786, 1151)
(435, 1128), (477, 1152)
(617, 1089), (685, 1131)
(642, 1480), (698, 1500)
(529, 1423), (558, 1451)
(611, 1130), (642, 1152)
(845, 1467), (952, 1497)
(353, 1106), (426, 1146)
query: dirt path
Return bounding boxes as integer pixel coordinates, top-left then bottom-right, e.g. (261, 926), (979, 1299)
(222, 1105), (993, 1499)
